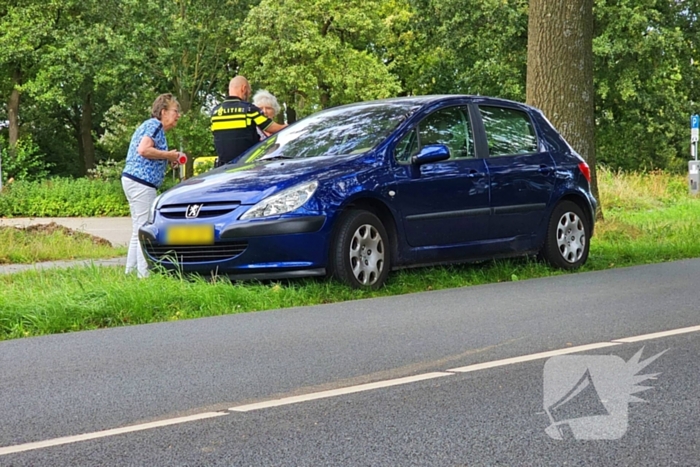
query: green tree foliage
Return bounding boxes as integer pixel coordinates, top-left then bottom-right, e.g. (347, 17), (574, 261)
(0, 1), (63, 155)
(101, 0), (251, 175)
(1, 0), (700, 176)
(406, 0), (529, 99)
(235, 0), (402, 119)
(17, 0), (135, 173)
(594, 0), (698, 171)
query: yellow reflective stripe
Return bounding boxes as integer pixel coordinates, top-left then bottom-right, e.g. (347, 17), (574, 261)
(211, 120), (247, 131)
(225, 163), (255, 173)
(245, 136), (278, 162)
(211, 115), (246, 122)
(253, 115), (269, 126)
(246, 112), (262, 118)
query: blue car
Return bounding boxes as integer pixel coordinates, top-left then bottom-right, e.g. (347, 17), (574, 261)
(139, 95), (597, 289)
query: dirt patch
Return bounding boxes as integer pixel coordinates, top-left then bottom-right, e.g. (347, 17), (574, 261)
(3, 222), (113, 247)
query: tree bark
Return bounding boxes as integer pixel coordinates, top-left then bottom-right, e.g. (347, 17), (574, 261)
(286, 104), (297, 124)
(526, 0), (602, 218)
(8, 67), (21, 160)
(80, 92), (96, 173)
(176, 88), (194, 178)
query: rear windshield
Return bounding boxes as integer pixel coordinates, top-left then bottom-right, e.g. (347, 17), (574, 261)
(233, 102), (419, 164)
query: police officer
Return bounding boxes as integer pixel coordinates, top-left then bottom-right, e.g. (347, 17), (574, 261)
(210, 76), (287, 167)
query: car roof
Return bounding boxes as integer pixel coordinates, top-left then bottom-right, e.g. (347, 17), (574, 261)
(328, 94), (533, 111)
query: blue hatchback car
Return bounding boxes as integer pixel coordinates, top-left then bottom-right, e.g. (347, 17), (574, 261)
(139, 95), (597, 288)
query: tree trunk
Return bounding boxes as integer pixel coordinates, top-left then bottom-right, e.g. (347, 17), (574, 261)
(286, 105), (297, 125)
(8, 67), (21, 160)
(526, 0), (602, 219)
(319, 85), (330, 109)
(175, 88), (194, 178)
(80, 92), (96, 174)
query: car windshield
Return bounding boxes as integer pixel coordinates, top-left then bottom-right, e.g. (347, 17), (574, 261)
(234, 102), (419, 165)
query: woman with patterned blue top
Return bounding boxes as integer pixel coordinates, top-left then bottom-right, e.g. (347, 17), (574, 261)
(121, 93), (186, 278)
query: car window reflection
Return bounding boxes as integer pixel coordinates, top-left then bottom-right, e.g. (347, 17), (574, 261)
(395, 106), (474, 163)
(233, 103), (419, 166)
(479, 106), (538, 156)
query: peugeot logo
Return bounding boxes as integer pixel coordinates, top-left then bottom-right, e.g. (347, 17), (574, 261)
(186, 204), (203, 219)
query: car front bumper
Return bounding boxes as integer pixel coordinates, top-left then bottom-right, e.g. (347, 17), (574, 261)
(138, 215), (329, 278)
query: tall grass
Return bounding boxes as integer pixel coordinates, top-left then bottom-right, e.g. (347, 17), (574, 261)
(592, 166), (700, 267)
(0, 223), (126, 263)
(1, 168), (698, 340)
(597, 165), (688, 211)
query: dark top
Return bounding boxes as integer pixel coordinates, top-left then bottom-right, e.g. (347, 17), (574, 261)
(210, 95), (273, 165)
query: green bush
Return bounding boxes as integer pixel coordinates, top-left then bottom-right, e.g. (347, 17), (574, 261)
(87, 159), (125, 182)
(0, 178), (130, 217)
(1, 135), (53, 183)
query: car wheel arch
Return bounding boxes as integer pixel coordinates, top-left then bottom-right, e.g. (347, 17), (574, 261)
(554, 193), (595, 237)
(331, 197), (402, 269)
(539, 198), (591, 269)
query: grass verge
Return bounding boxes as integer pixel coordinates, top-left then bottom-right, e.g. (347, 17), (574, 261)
(0, 222), (126, 263)
(0, 167), (698, 340)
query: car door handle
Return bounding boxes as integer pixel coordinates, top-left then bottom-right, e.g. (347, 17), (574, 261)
(466, 169), (483, 178)
(538, 165), (553, 174)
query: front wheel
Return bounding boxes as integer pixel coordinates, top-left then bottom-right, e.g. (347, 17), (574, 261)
(330, 210), (391, 289)
(540, 201), (590, 270)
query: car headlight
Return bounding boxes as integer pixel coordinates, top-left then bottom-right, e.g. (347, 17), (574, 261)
(148, 194), (163, 224)
(240, 181), (318, 220)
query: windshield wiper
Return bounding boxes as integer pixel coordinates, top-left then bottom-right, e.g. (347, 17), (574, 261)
(259, 154), (295, 161)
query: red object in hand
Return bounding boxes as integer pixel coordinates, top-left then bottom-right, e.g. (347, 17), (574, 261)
(177, 153), (187, 165)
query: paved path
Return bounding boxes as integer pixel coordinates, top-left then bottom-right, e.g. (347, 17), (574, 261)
(0, 217), (131, 275)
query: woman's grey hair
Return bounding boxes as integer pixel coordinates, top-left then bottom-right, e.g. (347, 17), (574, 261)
(253, 90), (281, 115)
(151, 93), (179, 119)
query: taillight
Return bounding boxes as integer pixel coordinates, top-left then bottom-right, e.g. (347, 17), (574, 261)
(578, 161), (591, 183)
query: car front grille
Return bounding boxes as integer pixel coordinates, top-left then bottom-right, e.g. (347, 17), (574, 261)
(159, 202), (241, 219)
(145, 241), (248, 263)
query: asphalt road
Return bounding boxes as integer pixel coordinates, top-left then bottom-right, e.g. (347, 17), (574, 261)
(1, 259), (700, 466)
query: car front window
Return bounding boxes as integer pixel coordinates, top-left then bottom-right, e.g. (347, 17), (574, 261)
(236, 103), (419, 165)
(395, 106), (474, 163)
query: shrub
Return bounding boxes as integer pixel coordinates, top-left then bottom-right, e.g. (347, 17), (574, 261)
(194, 156), (216, 175)
(0, 136), (53, 183)
(87, 159), (125, 182)
(0, 178), (130, 217)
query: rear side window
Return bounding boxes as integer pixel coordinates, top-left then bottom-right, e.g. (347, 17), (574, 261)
(479, 106), (537, 157)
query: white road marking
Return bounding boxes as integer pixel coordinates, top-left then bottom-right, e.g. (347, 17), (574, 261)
(3, 323), (700, 456)
(0, 412), (227, 456)
(229, 372), (455, 412)
(611, 324), (700, 343)
(446, 341), (621, 373)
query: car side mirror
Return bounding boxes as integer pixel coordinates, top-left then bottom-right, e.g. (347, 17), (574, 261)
(411, 144), (450, 165)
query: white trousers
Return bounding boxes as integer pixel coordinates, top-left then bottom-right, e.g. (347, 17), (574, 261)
(121, 176), (157, 278)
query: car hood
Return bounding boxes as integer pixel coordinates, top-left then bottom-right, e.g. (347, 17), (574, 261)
(158, 155), (362, 206)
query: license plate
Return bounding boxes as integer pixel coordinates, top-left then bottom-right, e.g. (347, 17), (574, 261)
(165, 224), (214, 245)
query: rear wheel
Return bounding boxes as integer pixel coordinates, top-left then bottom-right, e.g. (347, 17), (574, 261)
(540, 200), (590, 269)
(330, 210), (390, 289)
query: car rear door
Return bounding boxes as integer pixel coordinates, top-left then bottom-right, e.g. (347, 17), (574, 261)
(390, 105), (490, 248)
(477, 104), (556, 240)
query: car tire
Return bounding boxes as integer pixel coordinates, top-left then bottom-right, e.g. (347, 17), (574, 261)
(540, 200), (590, 270)
(330, 210), (391, 289)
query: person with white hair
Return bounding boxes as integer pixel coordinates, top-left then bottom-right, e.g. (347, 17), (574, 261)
(253, 89), (282, 139)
